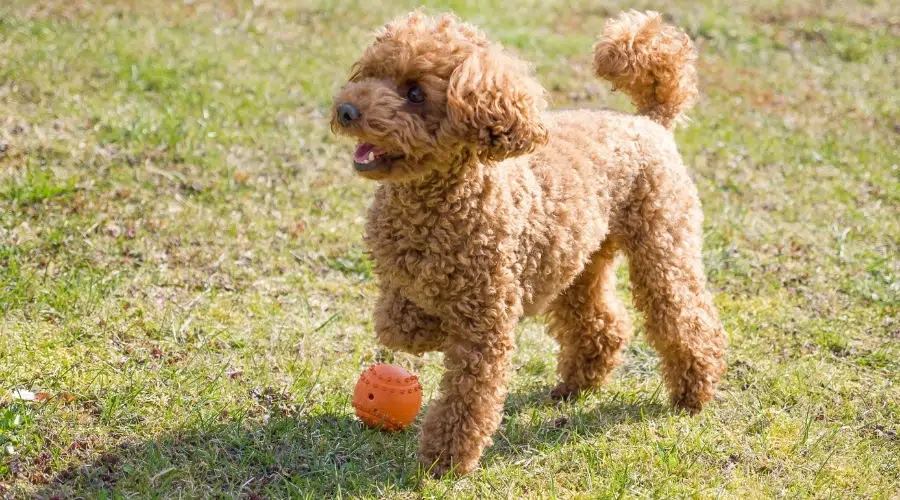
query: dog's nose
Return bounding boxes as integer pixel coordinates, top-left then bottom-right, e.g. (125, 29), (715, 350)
(337, 103), (361, 126)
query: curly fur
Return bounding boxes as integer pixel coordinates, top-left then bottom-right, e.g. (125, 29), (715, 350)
(332, 10), (727, 476)
(594, 10), (698, 129)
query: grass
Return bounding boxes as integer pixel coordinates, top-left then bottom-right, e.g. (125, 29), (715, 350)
(0, 0), (897, 497)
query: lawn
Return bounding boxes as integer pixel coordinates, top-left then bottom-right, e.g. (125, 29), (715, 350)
(1, 0), (898, 498)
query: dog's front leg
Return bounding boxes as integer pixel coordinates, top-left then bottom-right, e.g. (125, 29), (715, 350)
(374, 287), (447, 355)
(417, 299), (517, 476)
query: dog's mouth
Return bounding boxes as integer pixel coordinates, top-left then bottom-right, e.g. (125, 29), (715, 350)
(353, 142), (403, 172)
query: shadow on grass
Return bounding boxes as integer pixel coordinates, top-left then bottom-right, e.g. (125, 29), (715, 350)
(32, 412), (420, 498)
(33, 389), (670, 498)
(486, 389), (670, 466)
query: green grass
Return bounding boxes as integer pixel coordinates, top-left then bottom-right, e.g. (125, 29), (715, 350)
(1, 0), (898, 498)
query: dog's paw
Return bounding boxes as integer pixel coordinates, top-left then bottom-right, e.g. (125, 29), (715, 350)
(419, 451), (477, 478)
(670, 384), (713, 415)
(672, 396), (703, 415)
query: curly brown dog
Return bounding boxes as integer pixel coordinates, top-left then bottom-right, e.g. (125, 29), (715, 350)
(332, 10), (727, 476)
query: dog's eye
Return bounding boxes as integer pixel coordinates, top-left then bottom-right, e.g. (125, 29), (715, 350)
(407, 85), (425, 104)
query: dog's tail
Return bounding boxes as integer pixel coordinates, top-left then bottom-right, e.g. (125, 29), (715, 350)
(593, 11), (698, 129)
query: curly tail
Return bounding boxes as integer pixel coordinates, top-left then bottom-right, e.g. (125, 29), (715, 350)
(594, 11), (698, 129)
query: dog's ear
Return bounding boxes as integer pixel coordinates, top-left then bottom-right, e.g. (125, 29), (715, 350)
(446, 47), (548, 161)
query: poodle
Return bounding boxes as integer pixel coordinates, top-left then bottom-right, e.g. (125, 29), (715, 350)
(331, 10), (727, 476)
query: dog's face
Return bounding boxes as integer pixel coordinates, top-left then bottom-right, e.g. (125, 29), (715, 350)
(332, 12), (548, 181)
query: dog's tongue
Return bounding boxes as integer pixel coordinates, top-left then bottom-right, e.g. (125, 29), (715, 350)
(354, 142), (386, 164)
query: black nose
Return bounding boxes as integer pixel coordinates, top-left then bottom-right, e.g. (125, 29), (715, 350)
(337, 103), (361, 126)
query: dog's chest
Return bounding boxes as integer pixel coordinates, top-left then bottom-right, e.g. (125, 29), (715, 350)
(365, 190), (490, 313)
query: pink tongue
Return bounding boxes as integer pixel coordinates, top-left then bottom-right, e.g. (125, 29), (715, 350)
(354, 143), (385, 163)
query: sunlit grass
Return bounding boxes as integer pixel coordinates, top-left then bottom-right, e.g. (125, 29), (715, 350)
(0, 0), (897, 497)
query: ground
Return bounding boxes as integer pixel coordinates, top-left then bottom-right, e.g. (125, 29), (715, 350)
(0, 0), (898, 498)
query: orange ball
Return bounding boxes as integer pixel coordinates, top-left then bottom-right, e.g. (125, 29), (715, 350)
(352, 363), (422, 431)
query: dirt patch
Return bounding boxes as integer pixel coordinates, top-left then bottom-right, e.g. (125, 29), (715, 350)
(752, 3), (900, 34)
(9, 0), (242, 23)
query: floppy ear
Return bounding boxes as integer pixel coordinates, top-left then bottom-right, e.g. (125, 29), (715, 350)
(446, 47), (549, 162)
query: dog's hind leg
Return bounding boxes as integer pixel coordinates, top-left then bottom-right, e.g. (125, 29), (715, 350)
(548, 238), (634, 400)
(623, 168), (727, 413)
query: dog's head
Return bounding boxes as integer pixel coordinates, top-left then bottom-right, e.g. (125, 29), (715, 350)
(331, 11), (548, 181)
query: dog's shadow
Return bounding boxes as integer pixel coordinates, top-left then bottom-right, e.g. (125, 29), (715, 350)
(486, 388), (668, 464)
(33, 390), (667, 498)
